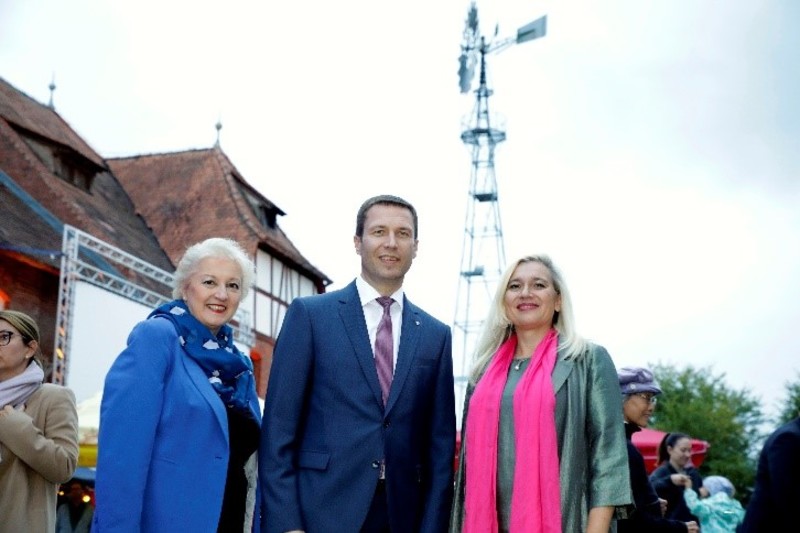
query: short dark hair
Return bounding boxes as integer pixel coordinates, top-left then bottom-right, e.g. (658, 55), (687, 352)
(355, 195), (418, 238)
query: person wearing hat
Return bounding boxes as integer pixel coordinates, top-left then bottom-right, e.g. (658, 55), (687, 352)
(616, 366), (699, 533)
(683, 475), (744, 533)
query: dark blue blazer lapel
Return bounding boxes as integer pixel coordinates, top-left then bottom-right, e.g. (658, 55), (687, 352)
(338, 281), (385, 409)
(386, 297), (422, 413)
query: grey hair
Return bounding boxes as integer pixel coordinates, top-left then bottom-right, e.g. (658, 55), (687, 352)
(172, 238), (255, 299)
(469, 254), (587, 383)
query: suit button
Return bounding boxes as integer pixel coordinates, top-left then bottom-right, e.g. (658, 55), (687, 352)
(383, 420), (390, 429)
(371, 461), (380, 469)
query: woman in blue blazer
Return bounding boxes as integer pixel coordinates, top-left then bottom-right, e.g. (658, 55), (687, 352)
(93, 238), (262, 532)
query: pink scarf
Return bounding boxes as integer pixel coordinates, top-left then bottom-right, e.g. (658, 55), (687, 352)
(464, 329), (562, 533)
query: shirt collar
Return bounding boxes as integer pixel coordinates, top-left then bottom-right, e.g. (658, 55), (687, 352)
(356, 276), (404, 310)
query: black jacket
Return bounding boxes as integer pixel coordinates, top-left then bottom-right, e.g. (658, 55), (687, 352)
(618, 423), (689, 533)
(650, 455), (702, 524)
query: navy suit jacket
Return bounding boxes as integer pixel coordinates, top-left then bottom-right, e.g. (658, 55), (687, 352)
(740, 416), (800, 532)
(259, 281), (456, 533)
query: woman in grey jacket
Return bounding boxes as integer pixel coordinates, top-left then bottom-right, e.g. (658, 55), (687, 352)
(450, 254), (632, 533)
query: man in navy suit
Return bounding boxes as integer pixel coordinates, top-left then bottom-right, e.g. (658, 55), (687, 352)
(260, 194), (456, 533)
(740, 415), (800, 532)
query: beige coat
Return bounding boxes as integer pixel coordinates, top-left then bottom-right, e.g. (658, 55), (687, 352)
(0, 384), (79, 533)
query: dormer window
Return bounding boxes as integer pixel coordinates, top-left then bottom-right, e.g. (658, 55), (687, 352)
(16, 128), (99, 193)
(259, 205), (277, 229)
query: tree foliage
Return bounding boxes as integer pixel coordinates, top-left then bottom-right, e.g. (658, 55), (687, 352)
(776, 371), (800, 424)
(648, 363), (765, 502)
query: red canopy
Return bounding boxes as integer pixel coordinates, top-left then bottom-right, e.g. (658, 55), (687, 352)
(632, 427), (710, 474)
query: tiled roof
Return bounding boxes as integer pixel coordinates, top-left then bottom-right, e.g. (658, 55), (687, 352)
(0, 169), (62, 270)
(0, 77), (174, 272)
(0, 76), (104, 169)
(108, 148), (331, 287)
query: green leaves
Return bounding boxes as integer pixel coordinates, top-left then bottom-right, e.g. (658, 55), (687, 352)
(648, 363), (766, 503)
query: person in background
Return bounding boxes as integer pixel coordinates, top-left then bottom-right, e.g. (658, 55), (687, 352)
(260, 195), (455, 533)
(616, 366), (698, 533)
(0, 309), (79, 532)
(739, 415), (800, 532)
(450, 254), (632, 533)
(57, 480), (94, 533)
(93, 237), (262, 532)
(683, 475), (744, 533)
(650, 432), (706, 523)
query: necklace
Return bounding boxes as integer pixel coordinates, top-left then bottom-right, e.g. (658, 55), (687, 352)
(512, 358), (529, 371)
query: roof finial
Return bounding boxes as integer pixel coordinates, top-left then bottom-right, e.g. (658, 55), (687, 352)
(48, 73), (56, 109)
(214, 117), (222, 147)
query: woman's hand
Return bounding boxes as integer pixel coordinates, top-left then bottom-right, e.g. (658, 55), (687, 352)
(670, 473), (692, 488)
(684, 520), (699, 532)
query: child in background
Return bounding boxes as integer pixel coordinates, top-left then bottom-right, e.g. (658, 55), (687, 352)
(683, 475), (744, 533)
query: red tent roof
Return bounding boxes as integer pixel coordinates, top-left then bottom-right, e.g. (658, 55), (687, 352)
(632, 427), (710, 474)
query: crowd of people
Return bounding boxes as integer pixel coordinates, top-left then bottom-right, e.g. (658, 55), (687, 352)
(2, 193), (798, 532)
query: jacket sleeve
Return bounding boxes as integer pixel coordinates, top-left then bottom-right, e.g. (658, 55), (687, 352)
(0, 385), (78, 483)
(259, 299), (315, 533)
(586, 345), (633, 511)
(650, 464), (675, 491)
(683, 489), (709, 521)
(92, 318), (175, 533)
(764, 426), (800, 525)
(418, 326), (456, 533)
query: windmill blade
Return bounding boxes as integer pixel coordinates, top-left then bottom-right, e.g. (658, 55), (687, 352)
(466, 2), (478, 33)
(458, 52), (476, 94)
(516, 15), (547, 44)
(458, 2), (480, 93)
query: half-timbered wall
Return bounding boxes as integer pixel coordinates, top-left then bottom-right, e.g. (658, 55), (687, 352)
(254, 248), (318, 339)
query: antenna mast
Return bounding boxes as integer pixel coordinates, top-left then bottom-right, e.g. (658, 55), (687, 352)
(453, 2), (547, 420)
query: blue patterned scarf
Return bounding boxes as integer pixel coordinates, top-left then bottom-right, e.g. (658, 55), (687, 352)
(149, 300), (260, 425)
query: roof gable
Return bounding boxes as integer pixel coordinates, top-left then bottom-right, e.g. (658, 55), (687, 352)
(109, 148), (331, 286)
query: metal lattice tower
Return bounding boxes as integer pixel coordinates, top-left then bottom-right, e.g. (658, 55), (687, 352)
(453, 38), (507, 403)
(453, 3), (547, 416)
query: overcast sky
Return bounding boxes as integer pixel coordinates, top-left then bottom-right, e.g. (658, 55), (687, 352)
(2, 0), (799, 422)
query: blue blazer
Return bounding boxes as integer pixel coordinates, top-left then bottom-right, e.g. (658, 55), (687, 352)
(259, 281), (456, 533)
(92, 317), (262, 532)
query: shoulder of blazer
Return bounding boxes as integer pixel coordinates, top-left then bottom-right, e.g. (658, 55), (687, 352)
(290, 281), (358, 309)
(126, 316), (181, 379)
(403, 296), (448, 331)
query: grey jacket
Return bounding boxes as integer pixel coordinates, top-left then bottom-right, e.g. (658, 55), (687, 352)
(450, 342), (632, 532)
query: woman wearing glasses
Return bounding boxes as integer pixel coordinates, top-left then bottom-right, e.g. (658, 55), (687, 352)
(617, 367), (698, 532)
(0, 310), (79, 532)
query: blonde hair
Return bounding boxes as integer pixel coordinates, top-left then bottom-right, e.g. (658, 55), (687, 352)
(469, 254), (587, 383)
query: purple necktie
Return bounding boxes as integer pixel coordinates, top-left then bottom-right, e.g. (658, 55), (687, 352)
(374, 296), (394, 406)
